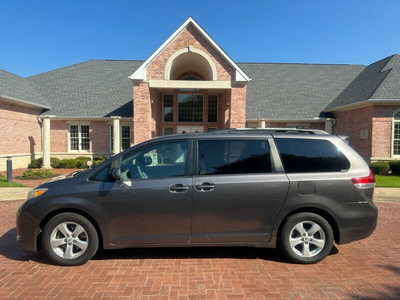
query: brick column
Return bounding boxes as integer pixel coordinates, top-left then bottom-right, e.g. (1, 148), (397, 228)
(111, 116), (121, 155)
(230, 84), (247, 128)
(42, 116), (52, 169)
(133, 82), (152, 145)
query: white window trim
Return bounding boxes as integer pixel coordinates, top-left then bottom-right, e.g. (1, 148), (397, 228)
(109, 124), (132, 152)
(208, 94), (218, 123)
(68, 124), (90, 152)
(391, 108), (400, 157)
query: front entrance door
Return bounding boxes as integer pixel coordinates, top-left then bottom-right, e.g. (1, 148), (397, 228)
(177, 126), (204, 134)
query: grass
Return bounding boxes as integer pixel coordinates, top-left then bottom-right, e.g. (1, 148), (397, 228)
(375, 175), (400, 188)
(0, 175), (27, 187)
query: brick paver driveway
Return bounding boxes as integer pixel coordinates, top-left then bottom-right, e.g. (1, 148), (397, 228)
(0, 200), (399, 300)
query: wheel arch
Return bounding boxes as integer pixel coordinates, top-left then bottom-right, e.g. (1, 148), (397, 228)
(37, 208), (104, 251)
(276, 207), (340, 244)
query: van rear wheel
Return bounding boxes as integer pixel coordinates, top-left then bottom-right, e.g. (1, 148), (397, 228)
(42, 213), (98, 266)
(279, 212), (333, 264)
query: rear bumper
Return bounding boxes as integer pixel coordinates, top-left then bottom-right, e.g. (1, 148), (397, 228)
(330, 201), (378, 245)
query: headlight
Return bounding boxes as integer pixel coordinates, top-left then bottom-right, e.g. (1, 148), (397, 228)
(27, 188), (48, 200)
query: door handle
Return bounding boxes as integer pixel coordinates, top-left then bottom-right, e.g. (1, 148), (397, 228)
(169, 184), (189, 193)
(195, 182), (215, 192)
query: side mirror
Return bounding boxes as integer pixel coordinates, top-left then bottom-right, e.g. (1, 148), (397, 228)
(111, 167), (121, 180)
(144, 156), (152, 166)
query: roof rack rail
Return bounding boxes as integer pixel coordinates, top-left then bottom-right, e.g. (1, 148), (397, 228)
(209, 128), (329, 135)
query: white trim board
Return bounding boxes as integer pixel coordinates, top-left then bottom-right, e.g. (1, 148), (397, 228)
(130, 17), (250, 84)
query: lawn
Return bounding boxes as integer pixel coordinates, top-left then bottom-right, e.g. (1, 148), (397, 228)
(375, 175), (400, 188)
(0, 175), (27, 187)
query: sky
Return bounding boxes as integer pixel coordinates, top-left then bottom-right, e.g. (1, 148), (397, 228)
(1, 0), (399, 77)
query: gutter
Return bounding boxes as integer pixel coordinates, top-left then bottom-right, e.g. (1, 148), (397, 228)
(0, 95), (51, 110)
(324, 99), (400, 113)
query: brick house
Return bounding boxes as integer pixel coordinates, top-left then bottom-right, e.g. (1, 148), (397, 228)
(1, 17), (400, 171)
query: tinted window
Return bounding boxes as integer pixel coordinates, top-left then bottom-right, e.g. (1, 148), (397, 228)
(275, 138), (350, 173)
(89, 165), (111, 181)
(120, 141), (187, 180)
(198, 140), (271, 175)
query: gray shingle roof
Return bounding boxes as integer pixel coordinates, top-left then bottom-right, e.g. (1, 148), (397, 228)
(238, 63), (365, 120)
(324, 55), (399, 110)
(27, 60), (143, 118)
(0, 69), (49, 108)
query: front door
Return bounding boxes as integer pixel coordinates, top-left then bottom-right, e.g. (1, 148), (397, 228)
(191, 138), (289, 243)
(177, 126), (204, 134)
(102, 139), (192, 245)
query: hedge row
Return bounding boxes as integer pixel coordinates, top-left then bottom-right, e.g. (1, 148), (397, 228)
(29, 156), (107, 169)
(370, 161), (400, 175)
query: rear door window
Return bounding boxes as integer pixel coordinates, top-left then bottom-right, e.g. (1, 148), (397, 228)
(197, 140), (271, 175)
(274, 138), (350, 173)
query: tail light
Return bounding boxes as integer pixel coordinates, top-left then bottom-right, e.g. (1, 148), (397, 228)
(351, 170), (375, 189)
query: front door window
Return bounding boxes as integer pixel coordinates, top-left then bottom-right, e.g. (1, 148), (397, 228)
(178, 94), (203, 122)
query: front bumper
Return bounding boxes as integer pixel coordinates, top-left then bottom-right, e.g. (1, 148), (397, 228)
(330, 201), (378, 245)
(16, 210), (42, 252)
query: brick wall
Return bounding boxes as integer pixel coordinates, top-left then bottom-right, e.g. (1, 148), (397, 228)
(0, 101), (42, 155)
(371, 105), (400, 158)
(90, 121), (111, 153)
(133, 82), (152, 144)
(50, 120), (68, 152)
(333, 106), (373, 158)
(230, 84), (247, 128)
(146, 24), (234, 81)
(0, 100), (42, 170)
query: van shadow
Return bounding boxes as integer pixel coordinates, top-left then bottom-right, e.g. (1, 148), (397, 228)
(0, 228), (339, 265)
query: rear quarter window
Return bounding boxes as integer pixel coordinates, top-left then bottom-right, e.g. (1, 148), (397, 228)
(274, 138), (350, 173)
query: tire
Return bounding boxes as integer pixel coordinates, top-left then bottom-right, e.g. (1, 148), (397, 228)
(42, 213), (99, 266)
(279, 212), (334, 264)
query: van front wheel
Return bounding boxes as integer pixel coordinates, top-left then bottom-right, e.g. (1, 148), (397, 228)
(42, 213), (98, 266)
(279, 212), (333, 264)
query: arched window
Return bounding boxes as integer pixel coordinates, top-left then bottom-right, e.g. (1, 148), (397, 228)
(393, 109), (400, 156)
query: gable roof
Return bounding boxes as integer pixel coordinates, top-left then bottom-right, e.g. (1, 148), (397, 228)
(0, 69), (50, 109)
(240, 62), (365, 120)
(325, 55), (400, 111)
(130, 17), (250, 83)
(28, 60), (143, 118)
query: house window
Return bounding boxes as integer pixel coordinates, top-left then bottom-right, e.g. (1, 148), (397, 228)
(69, 124), (89, 151)
(110, 125), (131, 152)
(208, 95), (218, 122)
(178, 94), (203, 122)
(163, 127), (173, 136)
(163, 95), (173, 122)
(393, 110), (400, 156)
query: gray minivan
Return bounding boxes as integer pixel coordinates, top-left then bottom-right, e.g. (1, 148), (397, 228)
(16, 130), (378, 265)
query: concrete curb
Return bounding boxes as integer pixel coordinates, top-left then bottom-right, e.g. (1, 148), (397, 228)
(373, 187), (400, 203)
(0, 187), (31, 201)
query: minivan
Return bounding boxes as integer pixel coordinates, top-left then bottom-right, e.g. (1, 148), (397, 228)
(16, 129), (378, 265)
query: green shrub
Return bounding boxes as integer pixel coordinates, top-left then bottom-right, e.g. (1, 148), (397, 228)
(50, 157), (60, 168)
(370, 162), (390, 175)
(28, 157), (43, 169)
(93, 156), (106, 167)
(58, 159), (78, 169)
(93, 156), (106, 162)
(389, 161), (400, 175)
(74, 157), (91, 169)
(21, 169), (55, 179)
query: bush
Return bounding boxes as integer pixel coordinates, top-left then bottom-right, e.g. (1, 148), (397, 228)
(370, 162), (390, 175)
(58, 159), (78, 169)
(93, 156), (106, 162)
(74, 157), (91, 169)
(93, 156), (106, 167)
(20, 169), (55, 179)
(50, 157), (60, 168)
(389, 161), (400, 175)
(28, 157), (43, 169)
